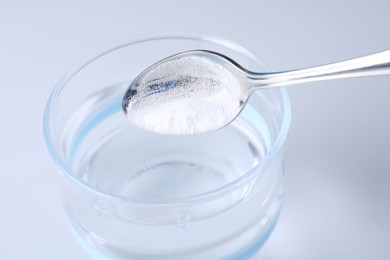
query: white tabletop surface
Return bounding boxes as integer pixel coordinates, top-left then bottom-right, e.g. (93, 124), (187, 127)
(1, 1), (389, 259)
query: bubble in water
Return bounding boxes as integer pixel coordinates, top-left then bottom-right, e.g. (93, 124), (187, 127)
(92, 199), (112, 217)
(176, 212), (192, 228)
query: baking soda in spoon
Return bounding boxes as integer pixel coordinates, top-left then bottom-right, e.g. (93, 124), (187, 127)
(122, 54), (244, 135)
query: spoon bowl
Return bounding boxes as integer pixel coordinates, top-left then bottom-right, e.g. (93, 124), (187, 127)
(122, 51), (249, 135)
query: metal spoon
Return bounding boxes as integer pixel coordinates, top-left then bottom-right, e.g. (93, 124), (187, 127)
(123, 50), (390, 135)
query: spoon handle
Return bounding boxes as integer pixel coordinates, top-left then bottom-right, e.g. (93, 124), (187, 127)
(248, 50), (390, 88)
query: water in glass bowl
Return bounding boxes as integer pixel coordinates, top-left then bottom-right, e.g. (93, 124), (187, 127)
(61, 83), (284, 259)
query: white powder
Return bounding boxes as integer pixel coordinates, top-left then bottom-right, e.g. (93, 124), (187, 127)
(124, 55), (242, 135)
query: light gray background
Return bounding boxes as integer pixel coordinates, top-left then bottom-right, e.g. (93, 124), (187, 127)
(1, 1), (389, 259)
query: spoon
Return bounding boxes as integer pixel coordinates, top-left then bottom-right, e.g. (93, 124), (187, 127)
(122, 50), (390, 135)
